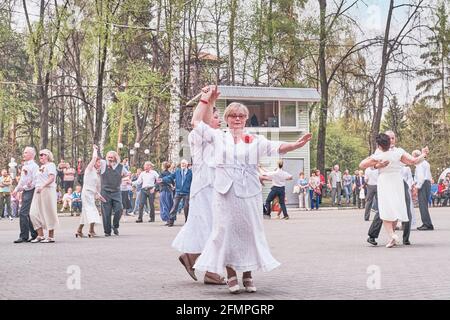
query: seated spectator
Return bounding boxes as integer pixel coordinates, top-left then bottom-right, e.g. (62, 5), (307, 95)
(61, 188), (73, 213)
(72, 185), (82, 215)
(431, 179), (439, 207)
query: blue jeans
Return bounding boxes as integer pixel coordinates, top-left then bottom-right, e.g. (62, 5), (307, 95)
(343, 184), (352, 203)
(310, 190), (319, 210)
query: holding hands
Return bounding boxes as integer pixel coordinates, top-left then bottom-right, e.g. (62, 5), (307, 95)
(200, 85), (220, 106)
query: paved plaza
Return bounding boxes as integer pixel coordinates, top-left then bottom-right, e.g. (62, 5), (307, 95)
(1, 207), (449, 300)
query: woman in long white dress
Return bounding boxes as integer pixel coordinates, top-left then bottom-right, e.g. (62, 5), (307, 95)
(75, 145), (103, 238)
(360, 134), (429, 248)
(191, 85), (312, 293)
(172, 107), (226, 285)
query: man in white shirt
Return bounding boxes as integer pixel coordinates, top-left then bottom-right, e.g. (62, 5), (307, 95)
(134, 161), (159, 223)
(412, 150), (434, 230)
(364, 167), (378, 221)
(262, 160), (293, 220)
(12, 147), (39, 243)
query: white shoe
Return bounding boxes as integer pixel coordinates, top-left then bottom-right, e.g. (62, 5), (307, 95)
(227, 276), (240, 294)
(392, 234), (399, 244)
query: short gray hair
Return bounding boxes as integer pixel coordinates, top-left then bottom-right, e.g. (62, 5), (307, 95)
(24, 146), (36, 157)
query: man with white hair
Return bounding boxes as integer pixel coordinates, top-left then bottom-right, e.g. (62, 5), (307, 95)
(12, 147), (39, 243)
(161, 159), (192, 227)
(328, 164), (342, 206)
(99, 150), (129, 236)
(134, 161), (159, 223)
(412, 149), (434, 230)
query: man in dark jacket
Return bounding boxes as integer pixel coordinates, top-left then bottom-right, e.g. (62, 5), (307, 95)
(160, 159), (192, 227)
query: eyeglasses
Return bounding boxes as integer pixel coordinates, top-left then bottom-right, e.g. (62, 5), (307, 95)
(39, 153), (47, 157)
(228, 114), (246, 119)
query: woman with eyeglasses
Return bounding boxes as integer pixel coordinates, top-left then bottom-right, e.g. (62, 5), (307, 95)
(191, 85), (312, 293)
(30, 149), (59, 243)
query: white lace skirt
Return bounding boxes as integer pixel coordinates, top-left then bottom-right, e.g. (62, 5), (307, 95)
(193, 185), (280, 275)
(80, 190), (102, 225)
(172, 186), (214, 253)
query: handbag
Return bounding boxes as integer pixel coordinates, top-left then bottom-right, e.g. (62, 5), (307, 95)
(293, 185), (301, 194)
(359, 187), (366, 199)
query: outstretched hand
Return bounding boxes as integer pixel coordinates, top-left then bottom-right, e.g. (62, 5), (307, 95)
(200, 85), (220, 105)
(296, 133), (312, 148)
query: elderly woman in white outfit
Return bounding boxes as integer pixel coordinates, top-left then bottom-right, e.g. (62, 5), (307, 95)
(360, 133), (429, 248)
(76, 145), (104, 238)
(172, 106), (226, 285)
(30, 149), (59, 243)
(191, 85), (312, 293)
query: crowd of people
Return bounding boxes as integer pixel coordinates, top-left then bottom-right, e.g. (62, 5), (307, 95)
(288, 163), (449, 212)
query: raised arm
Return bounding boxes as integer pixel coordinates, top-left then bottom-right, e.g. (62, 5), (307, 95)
(191, 85), (220, 128)
(86, 145), (99, 171)
(401, 147), (429, 166)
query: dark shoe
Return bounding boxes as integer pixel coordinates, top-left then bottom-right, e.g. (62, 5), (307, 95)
(113, 228), (119, 236)
(417, 225), (434, 231)
(164, 221), (170, 226)
(178, 254), (197, 281)
(282, 216), (289, 220)
(403, 240), (411, 245)
(148, 219), (155, 222)
(104, 233), (111, 237)
(367, 237), (378, 246)
(135, 219), (143, 223)
(167, 222), (174, 227)
(14, 238), (28, 244)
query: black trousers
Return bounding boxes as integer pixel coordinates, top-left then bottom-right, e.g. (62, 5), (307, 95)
(265, 186), (288, 218)
(169, 194), (190, 222)
(19, 189), (37, 240)
(101, 191), (122, 235)
(368, 181), (412, 243)
(418, 180), (433, 228)
(138, 188), (155, 221)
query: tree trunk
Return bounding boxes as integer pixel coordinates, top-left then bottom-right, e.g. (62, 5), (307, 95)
(316, 0), (328, 173)
(370, 0), (394, 152)
(168, 2), (183, 163)
(228, 0), (237, 85)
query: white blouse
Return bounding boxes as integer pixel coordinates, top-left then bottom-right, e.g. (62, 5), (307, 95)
(194, 121), (285, 198)
(35, 162), (57, 188)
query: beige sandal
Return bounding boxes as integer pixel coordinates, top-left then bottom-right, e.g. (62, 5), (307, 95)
(227, 276), (240, 294)
(204, 273), (226, 285)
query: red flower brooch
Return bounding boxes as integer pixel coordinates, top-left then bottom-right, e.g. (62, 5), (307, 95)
(242, 134), (254, 144)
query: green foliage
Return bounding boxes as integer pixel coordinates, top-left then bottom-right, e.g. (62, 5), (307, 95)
(415, 0), (449, 118)
(381, 96), (407, 141)
(310, 119), (369, 172)
(402, 101), (450, 177)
